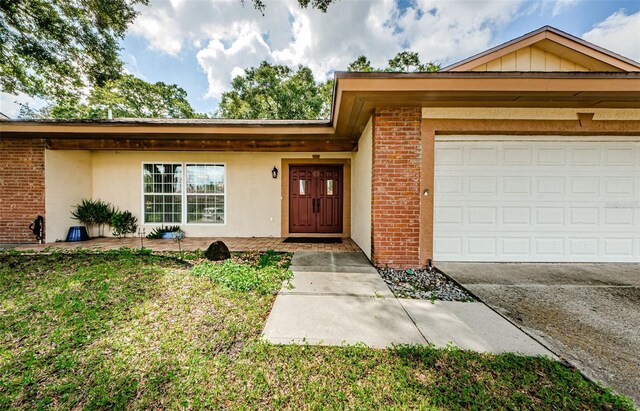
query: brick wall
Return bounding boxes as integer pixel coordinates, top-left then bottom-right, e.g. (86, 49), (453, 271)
(0, 139), (46, 243)
(371, 107), (423, 269)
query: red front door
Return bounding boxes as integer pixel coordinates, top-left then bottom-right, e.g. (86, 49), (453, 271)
(289, 165), (343, 234)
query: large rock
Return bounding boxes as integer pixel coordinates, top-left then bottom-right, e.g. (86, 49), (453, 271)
(205, 240), (231, 261)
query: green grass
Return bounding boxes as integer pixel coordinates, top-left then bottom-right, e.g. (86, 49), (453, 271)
(0, 249), (634, 410)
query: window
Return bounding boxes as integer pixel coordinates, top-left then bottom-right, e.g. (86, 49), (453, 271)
(326, 179), (334, 196)
(143, 163), (182, 223)
(186, 164), (225, 223)
(143, 163), (225, 224)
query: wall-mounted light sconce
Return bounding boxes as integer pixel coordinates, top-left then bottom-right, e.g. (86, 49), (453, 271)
(272, 166), (278, 179)
(423, 188), (430, 196)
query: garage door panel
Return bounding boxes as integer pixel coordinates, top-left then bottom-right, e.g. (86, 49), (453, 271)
(434, 140), (640, 262)
(604, 147), (635, 165)
(537, 147), (566, 165)
(570, 147), (600, 165)
(603, 238), (634, 256)
(604, 178), (635, 195)
(503, 146), (532, 164)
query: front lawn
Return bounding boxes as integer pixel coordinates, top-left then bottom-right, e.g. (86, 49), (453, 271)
(0, 249), (633, 410)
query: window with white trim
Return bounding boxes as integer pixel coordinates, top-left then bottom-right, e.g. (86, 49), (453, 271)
(143, 163), (182, 224)
(186, 164), (225, 223)
(143, 163), (226, 224)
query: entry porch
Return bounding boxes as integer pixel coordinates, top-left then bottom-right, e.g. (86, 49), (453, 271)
(13, 236), (362, 253)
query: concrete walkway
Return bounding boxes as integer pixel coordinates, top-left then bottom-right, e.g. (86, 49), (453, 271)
(262, 252), (554, 357)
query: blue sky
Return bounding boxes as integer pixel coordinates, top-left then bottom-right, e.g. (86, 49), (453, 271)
(2, 0), (640, 117)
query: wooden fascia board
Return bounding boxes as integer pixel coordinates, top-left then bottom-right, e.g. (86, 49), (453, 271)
(0, 123), (334, 136)
(541, 33), (640, 72)
(334, 77), (640, 93)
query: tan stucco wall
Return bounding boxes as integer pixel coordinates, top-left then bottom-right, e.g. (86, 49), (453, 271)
(422, 108), (640, 121)
(45, 150), (93, 242)
(470, 46), (590, 72)
(90, 151), (352, 238)
(351, 117), (373, 259)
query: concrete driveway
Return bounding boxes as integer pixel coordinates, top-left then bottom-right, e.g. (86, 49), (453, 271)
(437, 262), (640, 405)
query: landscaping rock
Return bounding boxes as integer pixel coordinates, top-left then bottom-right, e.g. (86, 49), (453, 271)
(378, 267), (476, 302)
(204, 241), (231, 261)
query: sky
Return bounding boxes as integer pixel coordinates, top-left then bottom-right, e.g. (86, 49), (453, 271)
(2, 0), (640, 117)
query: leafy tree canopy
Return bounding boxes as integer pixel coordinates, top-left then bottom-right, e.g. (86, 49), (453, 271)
(1, 0), (336, 101)
(217, 51), (439, 121)
(217, 62), (330, 120)
(19, 74), (204, 119)
(1, 0), (148, 99)
(348, 51), (440, 72)
(347, 56), (375, 72)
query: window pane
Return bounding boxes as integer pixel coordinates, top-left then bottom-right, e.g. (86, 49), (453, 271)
(299, 179), (306, 195)
(187, 195), (224, 224)
(143, 163), (182, 194)
(144, 194), (182, 223)
(186, 164), (224, 194)
(327, 179), (334, 196)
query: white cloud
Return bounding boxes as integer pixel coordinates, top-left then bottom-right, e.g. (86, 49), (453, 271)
(196, 21), (274, 97)
(397, 0), (525, 66)
(551, 0), (579, 16)
(582, 10), (640, 63)
(129, 0), (571, 100)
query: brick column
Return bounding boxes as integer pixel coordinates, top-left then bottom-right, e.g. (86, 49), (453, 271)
(0, 139), (46, 243)
(371, 107), (423, 269)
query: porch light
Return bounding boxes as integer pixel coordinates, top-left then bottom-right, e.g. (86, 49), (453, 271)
(272, 166), (278, 179)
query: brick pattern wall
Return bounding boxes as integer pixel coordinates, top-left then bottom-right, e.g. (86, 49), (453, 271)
(371, 107), (423, 269)
(0, 139), (46, 243)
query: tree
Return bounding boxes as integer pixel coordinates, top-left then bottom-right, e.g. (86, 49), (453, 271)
(347, 56), (375, 72)
(217, 62), (330, 120)
(387, 51), (440, 72)
(1, 0), (148, 100)
(347, 51), (440, 73)
(19, 74), (204, 119)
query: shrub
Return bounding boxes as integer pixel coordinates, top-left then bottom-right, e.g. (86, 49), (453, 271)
(111, 210), (138, 238)
(71, 199), (115, 237)
(190, 259), (292, 295)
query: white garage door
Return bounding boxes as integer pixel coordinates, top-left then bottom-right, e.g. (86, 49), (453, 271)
(434, 137), (640, 262)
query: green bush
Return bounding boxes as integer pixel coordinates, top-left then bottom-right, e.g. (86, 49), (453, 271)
(70, 199), (115, 237)
(111, 210), (138, 238)
(190, 259), (292, 295)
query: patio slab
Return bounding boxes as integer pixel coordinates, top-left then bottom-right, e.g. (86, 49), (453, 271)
(263, 294), (427, 348)
(11, 237), (362, 253)
(281, 271), (393, 297)
(399, 299), (555, 357)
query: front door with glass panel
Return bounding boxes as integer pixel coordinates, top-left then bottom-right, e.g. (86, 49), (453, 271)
(289, 165), (343, 233)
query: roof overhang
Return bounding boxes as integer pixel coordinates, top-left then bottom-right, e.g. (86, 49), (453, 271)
(2, 72), (640, 150)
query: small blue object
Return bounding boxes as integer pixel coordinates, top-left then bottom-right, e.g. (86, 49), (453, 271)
(66, 226), (90, 242)
(162, 231), (179, 239)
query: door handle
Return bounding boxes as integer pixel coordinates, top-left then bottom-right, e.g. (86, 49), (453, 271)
(312, 198), (317, 213)
(316, 198), (320, 213)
